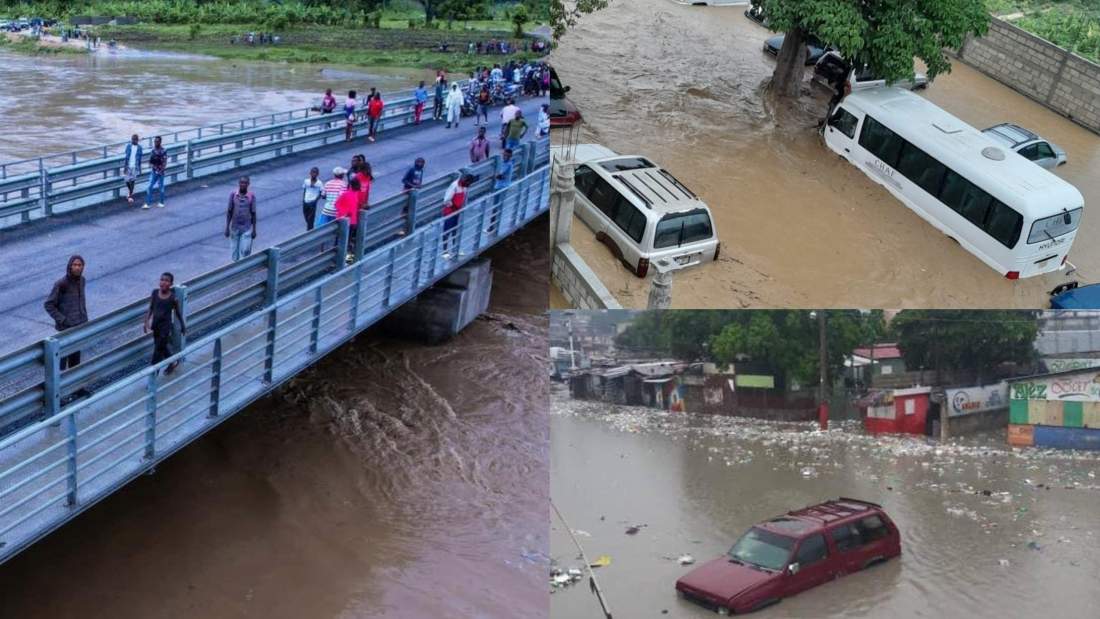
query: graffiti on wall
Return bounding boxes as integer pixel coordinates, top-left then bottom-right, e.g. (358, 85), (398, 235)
(946, 382), (1008, 417)
(1011, 371), (1100, 401)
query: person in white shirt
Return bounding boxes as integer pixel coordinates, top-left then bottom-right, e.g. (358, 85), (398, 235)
(499, 99), (521, 148)
(301, 166), (325, 230)
(122, 134), (143, 204)
(538, 103), (550, 137)
(445, 83), (465, 129)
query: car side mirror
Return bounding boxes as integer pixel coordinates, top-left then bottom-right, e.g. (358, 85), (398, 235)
(787, 563), (800, 576)
(564, 85), (571, 93)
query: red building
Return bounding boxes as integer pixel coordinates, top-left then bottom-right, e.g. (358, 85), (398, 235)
(862, 387), (932, 435)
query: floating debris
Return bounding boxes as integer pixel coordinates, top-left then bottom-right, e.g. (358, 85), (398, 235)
(678, 554), (695, 566)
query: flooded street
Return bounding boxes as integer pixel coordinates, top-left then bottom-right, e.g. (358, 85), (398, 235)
(0, 48), (429, 162)
(551, 0), (1100, 308)
(0, 220), (550, 618)
(550, 390), (1100, 618)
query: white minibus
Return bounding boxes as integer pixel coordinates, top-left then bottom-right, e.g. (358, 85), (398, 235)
(823, 87), (1084, 279)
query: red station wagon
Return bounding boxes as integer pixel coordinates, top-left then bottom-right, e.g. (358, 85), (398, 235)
(675, 498), (901, 615)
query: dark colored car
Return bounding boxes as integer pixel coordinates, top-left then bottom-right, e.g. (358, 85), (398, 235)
(549, 65), (582, 128)
(1050, 281), (1100, 309)
(676, 498), (901, 615)
(763, 34), (828, 66)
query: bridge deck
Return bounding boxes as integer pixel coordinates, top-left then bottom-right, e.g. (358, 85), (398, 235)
(0, 98), (544, 354)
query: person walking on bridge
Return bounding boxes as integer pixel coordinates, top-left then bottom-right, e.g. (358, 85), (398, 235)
(499, 98), (521, 149)
(225, 176), (257, 262)
(538, 103), (550, 138)
(402, 158), (425, 192)
(301, 166), (324, 231)
(366, 92), (384, 142)
(344, 90), (358, 142)
(318, 167), (348, 227)
(44, 255), (89, 372)
(414, 81), (428, 125)
(433, 77), (447, 121)
(505, 109), (528, 150)
(144, 136), (167, 209)
(441, 174), (474, 260)
(470, 126), (491, 164)
(123, 134), (143, 205)
(445, 83), (464, 129)
(144, 272), (186, 375)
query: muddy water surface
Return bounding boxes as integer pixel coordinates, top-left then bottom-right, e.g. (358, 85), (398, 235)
(551, 0), (1100, 308)
(550, 391), (1100, 618)
(0, 48), (429, 162)
(0, 220), (551, 619)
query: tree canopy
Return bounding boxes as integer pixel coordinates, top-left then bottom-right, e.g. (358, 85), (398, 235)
(756, 0), (989, 97)
(889, 310), (1039, 381)
(550, 0), (607, 40)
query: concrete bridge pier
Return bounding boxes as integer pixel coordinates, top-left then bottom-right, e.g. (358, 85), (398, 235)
(381, 258), (493, 344)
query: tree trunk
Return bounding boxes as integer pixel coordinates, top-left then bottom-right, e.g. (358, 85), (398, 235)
(772, 27), (808, 98)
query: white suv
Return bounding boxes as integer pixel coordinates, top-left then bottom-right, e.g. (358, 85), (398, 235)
(558, 144), (720, 278)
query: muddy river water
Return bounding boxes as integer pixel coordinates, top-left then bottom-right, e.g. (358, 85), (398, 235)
(0, 48), (550, 618)
(551, 0), (1100, 308)
(550, 390), (1100, 618)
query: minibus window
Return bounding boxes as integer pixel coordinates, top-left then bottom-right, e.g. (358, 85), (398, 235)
(829, 107), (859, 139)
(653, 210), (713, 249)
(1028, 208), (1082, 244)
(940, 170), (992, 226)
(859, 116), (906, 168)
(985, 201), (1024, 248)
(896, 142), (946, 196)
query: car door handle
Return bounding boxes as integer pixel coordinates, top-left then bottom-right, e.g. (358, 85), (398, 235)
(843, 148), (850, 153)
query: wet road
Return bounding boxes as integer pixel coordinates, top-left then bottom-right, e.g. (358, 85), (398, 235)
(550, 0), (1100, 308)
(0, 48), (429, 162)
(0, 218), (551, 619)
(550, 389), (1100, 618)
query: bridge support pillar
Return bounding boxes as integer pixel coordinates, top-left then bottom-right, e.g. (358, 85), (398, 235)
(380, 258), (493, 344)
(550, 159), (575, 248)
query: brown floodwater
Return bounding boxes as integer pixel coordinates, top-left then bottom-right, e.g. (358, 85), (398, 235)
(0, 48), (430, 162)
(550, 0), (1100, 308)
(0, 219), (551, 619)
(550, 388), (1100, 618)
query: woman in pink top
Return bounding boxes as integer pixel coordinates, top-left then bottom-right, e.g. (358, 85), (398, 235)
(335, 177), (362, 252)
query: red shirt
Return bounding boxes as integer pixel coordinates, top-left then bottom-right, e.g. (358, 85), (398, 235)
(367, 98), (383, 118)
(356, 172), (371, 208)
(335, 189), (360, 225)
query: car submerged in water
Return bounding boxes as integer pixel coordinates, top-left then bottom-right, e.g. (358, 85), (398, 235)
(676, 498), (901, 614)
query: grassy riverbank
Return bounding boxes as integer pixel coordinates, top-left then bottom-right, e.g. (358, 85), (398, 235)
(90, 23), (544, 71)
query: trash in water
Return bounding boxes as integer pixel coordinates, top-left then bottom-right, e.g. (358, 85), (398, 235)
(800, 466), (817, 478)
(1027, 541), (1041, 551)
(573, 529), (592, 538)
(550, 566), (585, 588)
(678, 554), (695, 566)
(590, 555), (612, 568)
(625, 525), (645, 535)
(998, 559), (1010, 567)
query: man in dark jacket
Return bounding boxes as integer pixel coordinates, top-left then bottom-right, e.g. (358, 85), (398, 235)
(44, 255), (89, 370)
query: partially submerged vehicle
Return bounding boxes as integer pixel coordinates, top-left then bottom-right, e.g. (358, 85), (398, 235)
(676, 498), (901, 615)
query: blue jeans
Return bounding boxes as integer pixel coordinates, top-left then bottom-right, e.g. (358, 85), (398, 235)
(315, 212), (335, 228)
(230, 230), (253, 262)
(506, 137), (522, 150)
(145, 171), (165, 205)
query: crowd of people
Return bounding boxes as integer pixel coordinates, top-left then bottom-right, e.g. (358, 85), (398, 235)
(50, 74), (546, 386)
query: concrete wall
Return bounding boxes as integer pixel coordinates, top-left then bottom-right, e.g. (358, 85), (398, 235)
(551, 243), (623, 310)
(959, 18), (1100, 134)
(947, 407), (1009, 436)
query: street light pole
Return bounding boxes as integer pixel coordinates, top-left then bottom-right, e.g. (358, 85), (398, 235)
(818, 311), (829, 430)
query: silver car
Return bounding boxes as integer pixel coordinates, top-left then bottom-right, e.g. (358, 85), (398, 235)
(982, 123), (1067, 169)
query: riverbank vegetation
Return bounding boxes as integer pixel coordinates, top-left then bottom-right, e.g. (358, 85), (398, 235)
(0, 1), (551, 70)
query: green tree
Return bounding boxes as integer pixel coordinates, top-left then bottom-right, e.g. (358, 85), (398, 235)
(550, 0), (608, 40)
(890, 310), (1039, 383)
(754, 0), (989, 99)
(511, 2), (528, 37)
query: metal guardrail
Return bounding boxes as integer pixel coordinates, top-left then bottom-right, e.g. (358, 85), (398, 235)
(0, 137), (550, 434)
(0, 82), (470, 227)
(0, 146), (550, 565)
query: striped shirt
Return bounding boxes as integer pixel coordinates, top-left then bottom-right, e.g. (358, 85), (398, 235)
(322, 178), (347, 217)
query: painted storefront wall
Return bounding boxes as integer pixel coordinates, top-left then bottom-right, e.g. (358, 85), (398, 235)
(1007, 370), (1100, 450)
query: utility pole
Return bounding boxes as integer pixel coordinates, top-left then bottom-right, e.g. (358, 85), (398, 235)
(818, 311), (829, 430)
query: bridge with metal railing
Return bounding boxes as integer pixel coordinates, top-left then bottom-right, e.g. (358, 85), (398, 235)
(0, 92), (550, 564)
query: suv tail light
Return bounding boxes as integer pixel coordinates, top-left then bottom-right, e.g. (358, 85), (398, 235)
(637, 257), (650, 278)
(1005, 271), (1020, 280)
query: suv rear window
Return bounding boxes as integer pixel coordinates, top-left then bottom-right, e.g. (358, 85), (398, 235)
(1028, 208), (1082, 244)
(653, 209), (713, 249)
(856, 515), (889, 542)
